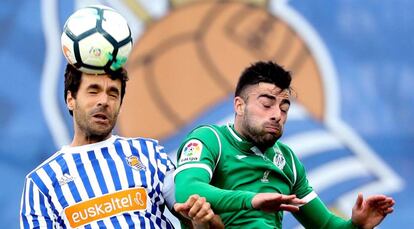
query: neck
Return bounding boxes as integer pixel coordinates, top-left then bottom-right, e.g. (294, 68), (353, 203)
(233, 119), (247, 140)
(70, 131), (111, 147)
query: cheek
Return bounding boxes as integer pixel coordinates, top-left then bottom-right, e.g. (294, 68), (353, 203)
(111, 101), (122, 113)
(82, 100), (96, 111)
(246, 108), (266, 124)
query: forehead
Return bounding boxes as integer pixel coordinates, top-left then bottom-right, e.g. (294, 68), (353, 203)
(249, 82), (290, 98)
(80, 73), (121, 89)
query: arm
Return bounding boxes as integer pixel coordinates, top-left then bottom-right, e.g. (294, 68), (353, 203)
(163, 163), (223, 228)
(294, 193), (394, 229)
(294, 195), (359, 229)
(20, 178), (55, 229)
(175, 167), (304, 214)
(283, 144), (394, 229)
(175, 167), (256, 213)
(285, 144), (358, 228)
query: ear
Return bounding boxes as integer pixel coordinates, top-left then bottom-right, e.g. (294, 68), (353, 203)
(234, 96), (245, 116)
(66, 91), (75, 112)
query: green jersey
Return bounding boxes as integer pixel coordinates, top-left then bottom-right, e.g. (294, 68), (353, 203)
(175, 124), (358, 228)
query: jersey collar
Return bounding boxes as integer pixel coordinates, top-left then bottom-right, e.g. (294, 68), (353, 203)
(60, 135), (118, 154)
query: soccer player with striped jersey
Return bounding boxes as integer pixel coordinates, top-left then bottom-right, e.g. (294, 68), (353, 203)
(20, 64), (222, 228)
(175, 61), (395, 228)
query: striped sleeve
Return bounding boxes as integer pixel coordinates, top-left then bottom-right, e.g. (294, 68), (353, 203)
(20, 177), (55, 229)
(155, 143), (175, 172)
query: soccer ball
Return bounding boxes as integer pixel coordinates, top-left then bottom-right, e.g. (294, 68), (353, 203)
(61, 5), (133, 74)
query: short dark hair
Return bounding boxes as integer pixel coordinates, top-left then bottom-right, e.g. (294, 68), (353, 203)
(64, 64), (129, 115)
(235, 61), (292, 98)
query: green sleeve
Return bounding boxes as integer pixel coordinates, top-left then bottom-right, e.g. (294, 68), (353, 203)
(175, 125), (256, 213)
(175, 168), (255, 213)
(279, 143), (359, 228)
(294, 196), (360, 229)
(176, 126), (220, 169)
(278, 142), (314, 198)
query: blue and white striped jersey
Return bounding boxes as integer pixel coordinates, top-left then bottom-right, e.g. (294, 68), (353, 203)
(20, 135), (176, 229)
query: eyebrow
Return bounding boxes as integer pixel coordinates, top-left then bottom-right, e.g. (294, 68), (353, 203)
(257, 93), (291, 106)
(86, 84), (120, 95)
(258, 94), (276, 100)
(86, 84), (101, 90)
(108, 86), (120, 95)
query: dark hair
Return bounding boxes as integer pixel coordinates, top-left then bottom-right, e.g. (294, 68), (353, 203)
(64, 64), (129, 115)
(235, 61), (292, 98)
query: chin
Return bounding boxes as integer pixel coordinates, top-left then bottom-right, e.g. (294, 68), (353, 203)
(264, 135), (279, 145)
(254, 137), (276, 149)
(88, 127), (112, 138)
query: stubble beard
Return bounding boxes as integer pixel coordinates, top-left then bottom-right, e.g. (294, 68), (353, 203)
(74, 105), (118, 142)
(243, 116), (282, 150)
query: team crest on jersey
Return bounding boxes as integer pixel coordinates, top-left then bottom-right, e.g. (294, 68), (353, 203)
(179, 140), (203, 165)
(58, 173), (75, 186)
(273, 151), (286, 170)
(126, 155), (146, 171)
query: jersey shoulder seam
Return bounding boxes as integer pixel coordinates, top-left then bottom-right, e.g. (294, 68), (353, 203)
(198, 125), (222, 172)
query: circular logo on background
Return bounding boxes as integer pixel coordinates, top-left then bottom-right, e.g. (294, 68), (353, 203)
(119, 1), (324, 140)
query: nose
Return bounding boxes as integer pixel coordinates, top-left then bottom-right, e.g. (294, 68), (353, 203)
(97, 93), (109, 107)
(270, 107), (282, 122)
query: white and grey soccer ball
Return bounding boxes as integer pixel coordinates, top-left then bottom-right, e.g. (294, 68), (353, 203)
(61, 5), (133, 74)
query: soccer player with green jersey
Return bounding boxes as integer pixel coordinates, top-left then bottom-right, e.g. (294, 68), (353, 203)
(174, 61), (395, 228)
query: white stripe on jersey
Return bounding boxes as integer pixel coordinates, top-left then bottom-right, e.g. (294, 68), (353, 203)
(32, 184), (48, 228)
(94, 146), (116, 193)
(22, 179), (34, 229)
(48, 159), (76, 215)
(36, 167), (65, 213)
(20, 135), (176, 229)
(144, 140), (168, 228)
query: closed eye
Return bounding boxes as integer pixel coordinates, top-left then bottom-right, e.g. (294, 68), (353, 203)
(109, 93), (119, 98)
(258, 95), (276, 108)
(86, 84), (101, 94)
(280, 100), (290, 113)
(108, 87), (120, 99)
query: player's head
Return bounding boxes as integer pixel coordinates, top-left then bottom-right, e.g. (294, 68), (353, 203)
(235, 61), (292, 98)
(64, 64), (128, 140)
(234, 61), (292, 150)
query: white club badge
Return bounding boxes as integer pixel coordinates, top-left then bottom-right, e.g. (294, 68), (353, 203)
(273, 148), (286, 170)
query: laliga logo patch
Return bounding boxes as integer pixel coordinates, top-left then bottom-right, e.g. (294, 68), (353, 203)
(126, 155), (146, 171)
(179, 140), (203, 165)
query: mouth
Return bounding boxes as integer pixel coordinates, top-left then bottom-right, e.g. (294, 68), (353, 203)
(92, 113), (109, 123)
(264, 125), (281, 134)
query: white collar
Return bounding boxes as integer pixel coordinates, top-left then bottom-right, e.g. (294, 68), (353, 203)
(60, 135), (118, 154)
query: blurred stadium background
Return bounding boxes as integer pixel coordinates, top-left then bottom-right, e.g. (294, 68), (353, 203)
(1, 0), (413, 228)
